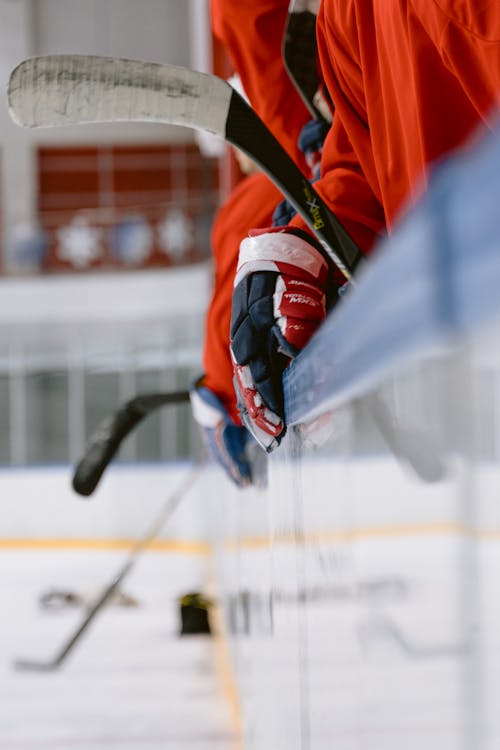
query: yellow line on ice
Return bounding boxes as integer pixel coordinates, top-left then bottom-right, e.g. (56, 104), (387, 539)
(223, 522), (500, 550)
(0, 537), (210, 554)
(206, 554), (244, 750)
(2, 522), (499, 555)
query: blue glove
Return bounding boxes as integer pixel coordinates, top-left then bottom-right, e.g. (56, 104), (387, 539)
(272, 118), (330, 227)
(298, 118), (330, 180)
(190, 377), (253, 488)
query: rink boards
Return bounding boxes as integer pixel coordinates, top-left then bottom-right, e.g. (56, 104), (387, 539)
(208, 124), (500, 749)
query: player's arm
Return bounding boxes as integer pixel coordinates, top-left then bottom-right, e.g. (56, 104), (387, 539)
(287, 0), (386, 255)
(229, 3), (385, 450)
(211, 0), (311, 171)
(425, 1), (500, 107)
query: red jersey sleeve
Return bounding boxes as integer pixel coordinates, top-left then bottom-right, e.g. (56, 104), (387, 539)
(414, 0), (500, 110)
(210, 0), (311, 173)
(289, 1), (385, 259)
(289, 111), (386, 260)
(292, 0), (500, 266)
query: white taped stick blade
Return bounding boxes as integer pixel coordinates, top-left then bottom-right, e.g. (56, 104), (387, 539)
(289, 0), (321, 14)
(7, 55), (232, 136)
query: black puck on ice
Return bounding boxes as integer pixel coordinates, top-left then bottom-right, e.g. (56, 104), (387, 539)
(178, 592), (212, 636)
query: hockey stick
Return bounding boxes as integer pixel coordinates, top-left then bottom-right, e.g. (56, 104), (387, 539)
(72, 390), (190, 497)
(13, 464), (204, 672)
(283, 0), (333, 124)
(7, 56), (444, 483)
(7, 55), (361, 280)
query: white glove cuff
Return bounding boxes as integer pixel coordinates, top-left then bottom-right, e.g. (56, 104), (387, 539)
(189, 389), (222, 429)
(234, 231), (327, 287)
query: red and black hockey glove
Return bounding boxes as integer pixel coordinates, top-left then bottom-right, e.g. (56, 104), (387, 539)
(230, 226), (329, 452)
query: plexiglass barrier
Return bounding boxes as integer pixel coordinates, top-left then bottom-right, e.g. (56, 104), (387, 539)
(208, 124), (500, 749)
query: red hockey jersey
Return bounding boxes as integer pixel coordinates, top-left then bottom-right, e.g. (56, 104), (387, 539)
(211, 0), (311, 172)
(292, 0), (500, 256)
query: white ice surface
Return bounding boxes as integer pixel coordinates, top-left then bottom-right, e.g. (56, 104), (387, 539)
(0, 549), (237, 750)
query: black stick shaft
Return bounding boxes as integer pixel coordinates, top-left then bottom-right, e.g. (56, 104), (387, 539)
(284, 5), (332, 124)
(72, 390), (190, 497)
(226, 92), (362, 279)
(13, 465), (203, 672)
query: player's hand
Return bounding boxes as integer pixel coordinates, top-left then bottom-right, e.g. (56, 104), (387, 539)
(190, 376), (253, 488)
(230, 227), (329, 452)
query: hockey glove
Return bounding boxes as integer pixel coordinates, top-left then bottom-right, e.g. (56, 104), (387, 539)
(230, 227), (329, 452)
(190, 377), (253, 488)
